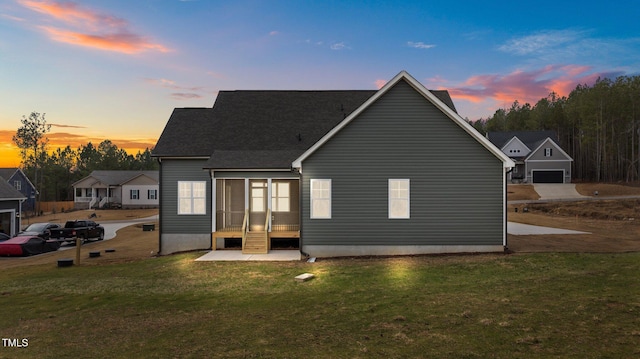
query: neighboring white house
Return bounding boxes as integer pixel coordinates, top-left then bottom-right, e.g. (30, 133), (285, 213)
(73, 171), (159, 209)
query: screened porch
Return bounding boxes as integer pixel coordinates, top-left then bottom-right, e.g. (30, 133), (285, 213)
(214, 178), (300, 238)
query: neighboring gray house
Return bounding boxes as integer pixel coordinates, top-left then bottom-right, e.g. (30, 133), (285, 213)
(487, 131), (573, 183)
(152, 71), (514, 257)
(0, 177), (26, 237)
(73, 171), (159, 209)
(0, 168), (37, 213)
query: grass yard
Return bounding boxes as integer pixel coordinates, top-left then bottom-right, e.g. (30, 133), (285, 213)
(2, 187), (640, 358)
(1, 252), (639, 358)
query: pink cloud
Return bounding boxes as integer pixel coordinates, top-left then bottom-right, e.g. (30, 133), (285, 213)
(20, 0), (126, 29)
(20, 0), (169, 54)
(375, 79), (387, 89)
(41, 26), (169, 54)
(444, 65), (612, 105)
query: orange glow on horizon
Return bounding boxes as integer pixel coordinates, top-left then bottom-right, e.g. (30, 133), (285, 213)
(0, 129), (157, 168)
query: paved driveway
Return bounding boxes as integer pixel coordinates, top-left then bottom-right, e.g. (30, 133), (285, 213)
(533, 184), (588, 200)
(100, 215), (159, 240)
(507, 222), (590, 235)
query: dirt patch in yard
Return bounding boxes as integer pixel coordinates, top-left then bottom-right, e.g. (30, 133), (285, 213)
(575, 182), (640, 197)
(507, 185), (540, 201)
(508, 200), (640, 253)
(508, 182), (640, 201)
(23, 208), (158, 224)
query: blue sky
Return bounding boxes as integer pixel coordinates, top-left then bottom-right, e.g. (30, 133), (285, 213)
(1, 0), (639, 166)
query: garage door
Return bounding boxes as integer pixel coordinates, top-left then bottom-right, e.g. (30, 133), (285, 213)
(532, 170), (564, 183)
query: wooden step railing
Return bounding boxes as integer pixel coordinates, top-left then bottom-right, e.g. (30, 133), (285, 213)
(241, 209), (249, 250)
(242, 209), (270, 254)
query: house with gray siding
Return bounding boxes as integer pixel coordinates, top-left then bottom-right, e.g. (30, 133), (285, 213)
(0, 168), (37, 213)
(0, 177), (26, 237)
(153, 71), (514, 257)
(487, 131), (573, 183)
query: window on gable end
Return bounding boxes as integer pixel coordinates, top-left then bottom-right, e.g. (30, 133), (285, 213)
(310, 179), (331, 219)
(544, 148), (553, 157)
(389, 179), (410, 219)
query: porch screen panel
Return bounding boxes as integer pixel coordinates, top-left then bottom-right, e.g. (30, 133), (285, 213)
(271, 181), (290, 212)
(216, 179), (245, 230)
(271, 180), (299, 231)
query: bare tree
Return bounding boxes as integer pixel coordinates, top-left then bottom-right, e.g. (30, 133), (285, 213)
(12, 112), (51, 213)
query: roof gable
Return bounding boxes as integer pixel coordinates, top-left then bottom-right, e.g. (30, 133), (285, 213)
(501, 136), (531, 157)
(527, 138), (573, 161)
(0, 168), (36, 191)
(487, 131), (558, 149)
(293, 71), (514, 169)
(0, 177), (26, 200)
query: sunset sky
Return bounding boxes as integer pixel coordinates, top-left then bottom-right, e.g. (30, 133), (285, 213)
(1, 0), (639, 167)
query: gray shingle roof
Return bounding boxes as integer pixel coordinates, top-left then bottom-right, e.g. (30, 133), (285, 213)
(0, 168), (19, 181)
(0, 176), (26, 200)
(153, 89), (457, 168)
(487, 131), (558, 149)
(73, 171), (159, 186)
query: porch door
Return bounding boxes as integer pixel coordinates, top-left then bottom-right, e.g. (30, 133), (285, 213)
(249, 180), (268, 231)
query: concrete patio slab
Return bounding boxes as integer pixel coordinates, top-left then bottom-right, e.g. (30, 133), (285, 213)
(508, 222), (590, 235)
(195, 250), (302, 261)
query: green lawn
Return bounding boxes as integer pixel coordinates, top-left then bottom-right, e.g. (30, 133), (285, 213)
(1, 252), (639, 358)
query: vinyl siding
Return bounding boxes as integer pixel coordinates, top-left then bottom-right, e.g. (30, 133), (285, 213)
(301, 79), (504, 247)
(527, 140), (571, 161)
(160, 159), (211, 234)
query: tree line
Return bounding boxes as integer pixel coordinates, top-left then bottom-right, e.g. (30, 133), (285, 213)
(12, 112), (158, 202)
(469, 75), (640, 182)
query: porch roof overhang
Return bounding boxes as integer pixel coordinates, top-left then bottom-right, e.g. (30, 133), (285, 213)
(203, 150), (303, 170)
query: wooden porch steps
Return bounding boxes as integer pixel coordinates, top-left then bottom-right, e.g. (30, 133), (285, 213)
(243, 231), (268, 254)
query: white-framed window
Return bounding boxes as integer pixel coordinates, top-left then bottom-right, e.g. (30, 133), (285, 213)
(14, 181), (21, 190)
(148, 189), (158, 200)
(544, 148), (553, 157)
(130, 189), (140, 200)
(178, 181), (206, 215)
(310, 179), (331, 219)
(389, 179), (410, 219)
(271, 181), (290, 212)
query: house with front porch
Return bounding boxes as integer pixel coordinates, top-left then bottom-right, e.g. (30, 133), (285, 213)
(73, 171), (159, 209)
(152, 71), (514, 257)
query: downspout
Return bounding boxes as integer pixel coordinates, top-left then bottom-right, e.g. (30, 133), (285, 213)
(18, 198), (25, 237)
(296, 167), (309, 258)
(504, 167), (511, 253)
(157, 157), (163, 255)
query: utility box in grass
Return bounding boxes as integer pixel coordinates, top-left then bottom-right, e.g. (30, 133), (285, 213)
(142, 224), (155, 231)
